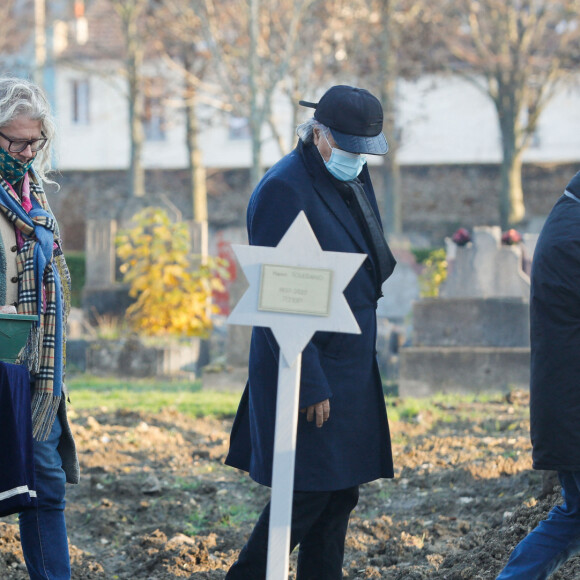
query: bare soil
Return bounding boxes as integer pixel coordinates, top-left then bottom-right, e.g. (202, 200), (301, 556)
(1, 389), (579, 580)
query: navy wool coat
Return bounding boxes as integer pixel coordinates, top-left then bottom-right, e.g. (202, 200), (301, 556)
(530, 171), (580, 471)
(225, 140), (395, 491)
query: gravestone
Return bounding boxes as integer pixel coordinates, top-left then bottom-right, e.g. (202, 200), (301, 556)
(400, 226), (534, 397)
(84, 219), (117, 287)
(440, 226), (530, 299)
(377, 246), (420, 322)
(82, 218), (133, 320)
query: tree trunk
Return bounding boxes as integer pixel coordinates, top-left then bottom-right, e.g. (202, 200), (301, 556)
(34, 0), (46, 88)
(496, 80), (526, 229)
(184, 53), (208, 261)
(498, 111), (525, 229)
(379, 0), (402, 236)
(500, 150), (525, 229)
(248, 0), (263, 188)
(380, 158), (401, 235)
(126, 14), (145, 198)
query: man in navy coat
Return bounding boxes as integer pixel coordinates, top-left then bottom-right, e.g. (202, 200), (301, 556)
(225, 85), (396, 579)
(497, 171), (580, 579)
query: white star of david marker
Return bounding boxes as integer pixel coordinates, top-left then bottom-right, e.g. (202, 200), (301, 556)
(228, 211), (366, 366)
(227, 211), (367, 580)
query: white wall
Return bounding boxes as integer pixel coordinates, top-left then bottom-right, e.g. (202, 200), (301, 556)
(396, 74), (580, 165)
(55, 63), (297, 170)
(52, 68), (580, 171)
(397, 75), (501, 164)
(55, 63), (129, 170)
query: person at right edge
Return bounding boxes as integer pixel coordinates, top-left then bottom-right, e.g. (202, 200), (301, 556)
(497, 171), (580, 579)
(224, 85), (396, 579)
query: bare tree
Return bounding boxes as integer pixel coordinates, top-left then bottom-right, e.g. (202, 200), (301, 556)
(313, 0), (433, 236)
(110, 0), (149, 198)
(200, 0), (317, 186)
(149, 0), (224, 259)
(0, 0), (32, 69)
(436, 0), (580, 228)
(368, 0), (425, 236)
(46, 0), (150, 198)
(275, 3), (332, 151)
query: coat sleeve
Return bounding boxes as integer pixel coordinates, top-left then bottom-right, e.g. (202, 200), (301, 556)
(247, 171), (333, 408)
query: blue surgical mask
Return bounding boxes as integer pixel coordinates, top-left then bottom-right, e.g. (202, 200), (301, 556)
(321, 132), (367, 182)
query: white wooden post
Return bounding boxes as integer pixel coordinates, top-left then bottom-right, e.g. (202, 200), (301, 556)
(228, 212), (366, 580)
(266, 353), (302, 578)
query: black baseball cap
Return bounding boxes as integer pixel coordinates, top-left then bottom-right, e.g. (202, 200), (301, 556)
(299, 85), (389, 155)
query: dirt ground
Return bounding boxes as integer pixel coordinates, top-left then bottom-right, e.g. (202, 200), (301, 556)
(1, 388), (579, 580)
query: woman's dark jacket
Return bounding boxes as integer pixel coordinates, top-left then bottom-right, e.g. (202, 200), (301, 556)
(530, 171), (580, 471)
(225, 140), (395, 491)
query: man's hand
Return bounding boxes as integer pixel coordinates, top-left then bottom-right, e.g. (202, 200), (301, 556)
(301, 399), (330, 428)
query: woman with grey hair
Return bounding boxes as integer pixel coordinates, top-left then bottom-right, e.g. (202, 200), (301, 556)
(0, 76), (78, 579)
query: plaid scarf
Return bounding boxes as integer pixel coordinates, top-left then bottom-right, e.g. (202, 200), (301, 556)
(0, 172), (70, 441)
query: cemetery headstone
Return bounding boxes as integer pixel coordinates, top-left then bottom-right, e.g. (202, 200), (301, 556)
(400, 225), (533, 397)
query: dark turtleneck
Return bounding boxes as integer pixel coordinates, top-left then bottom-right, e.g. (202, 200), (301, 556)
(304, 141), (382, 273)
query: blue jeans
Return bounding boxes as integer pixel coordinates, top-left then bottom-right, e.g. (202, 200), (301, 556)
(19, 416), (71, 580)
(497, 471), (580, 579)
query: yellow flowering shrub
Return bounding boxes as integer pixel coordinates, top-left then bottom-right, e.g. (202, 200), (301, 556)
(116, 207), (228, 337)
(418, 248), (448, 298)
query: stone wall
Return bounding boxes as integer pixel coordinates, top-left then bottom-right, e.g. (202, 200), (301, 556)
(390, 162), (574, 241)
(412, 298), (530, 348)
(78, 337), (201, 377)
(45, 161), (578, 251)
(45, 167), (251, 250)
(399, 347), (530, 397)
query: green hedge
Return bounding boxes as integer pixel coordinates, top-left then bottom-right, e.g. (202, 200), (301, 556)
(411, 247), (442, 265)
(66, 251), (85, 308)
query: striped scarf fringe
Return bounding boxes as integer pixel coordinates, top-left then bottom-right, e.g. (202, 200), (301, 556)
(0, 173), (69, 441)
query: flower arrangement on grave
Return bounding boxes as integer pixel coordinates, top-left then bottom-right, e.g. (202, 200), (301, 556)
(501, 228), (522, 245)
(451, 227), (471, 246)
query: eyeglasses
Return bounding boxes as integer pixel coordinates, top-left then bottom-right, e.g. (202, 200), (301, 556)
(0, 130), (48, 153)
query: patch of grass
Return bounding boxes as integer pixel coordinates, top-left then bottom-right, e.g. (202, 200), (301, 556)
(399, 399), (425, 421)
(66, 374), (521, 424)
(184, 511), (210, 536)
(217, 504), (259, 528)
(382, 381), (398, 397)
(173, 478), (203, 492)
(66, 375), (241, 418)
(182, 502), (258, 535)
(385, 396), (435, 423)
(385, 391), (513, 423)
(68, 375), (202, 392)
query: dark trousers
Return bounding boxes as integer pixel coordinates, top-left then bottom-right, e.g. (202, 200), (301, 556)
(226, 485), (359, 580)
